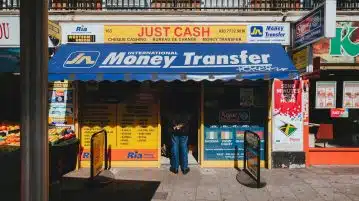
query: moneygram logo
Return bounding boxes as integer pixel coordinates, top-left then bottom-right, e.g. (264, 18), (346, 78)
(250, 26), (263, 37)
(63, 51), (99, 68)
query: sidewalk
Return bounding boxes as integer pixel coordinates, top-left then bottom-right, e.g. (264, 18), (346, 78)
(55, 166), (359, 201)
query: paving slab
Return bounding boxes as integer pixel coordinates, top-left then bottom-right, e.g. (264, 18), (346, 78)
(5, 166), (359, 201)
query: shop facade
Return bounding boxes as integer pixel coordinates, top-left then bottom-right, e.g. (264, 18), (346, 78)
(47, 22), (306, 169)
(296, 21), (359, 166)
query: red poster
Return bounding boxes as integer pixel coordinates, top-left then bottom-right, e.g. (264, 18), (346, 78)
(273, 80), (302, 118)
(272, 80), (303, 151)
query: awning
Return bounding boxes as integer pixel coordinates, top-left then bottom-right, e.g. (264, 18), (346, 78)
(48, 43), (299, 82)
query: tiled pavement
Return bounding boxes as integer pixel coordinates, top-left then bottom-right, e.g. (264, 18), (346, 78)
(53, 166), (359, 201)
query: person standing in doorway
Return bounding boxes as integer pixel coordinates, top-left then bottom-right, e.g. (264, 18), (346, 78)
(168, 111), (191, 175)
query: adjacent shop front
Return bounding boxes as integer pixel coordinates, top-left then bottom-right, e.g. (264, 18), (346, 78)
(0, 16), (81, 184)
(300, 21), (359, 165)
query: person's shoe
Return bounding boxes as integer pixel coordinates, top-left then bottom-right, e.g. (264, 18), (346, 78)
(170, 167), (178, 174)
(182, 168), (190, 175)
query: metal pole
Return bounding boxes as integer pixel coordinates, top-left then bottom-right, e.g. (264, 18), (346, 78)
(20, 0), (49, 200)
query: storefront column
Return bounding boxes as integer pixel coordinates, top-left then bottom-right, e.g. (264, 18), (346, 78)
(20, 0), (49, 200)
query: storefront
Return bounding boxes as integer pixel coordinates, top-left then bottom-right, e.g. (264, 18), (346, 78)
(302, 21), (359, 165)
(48, 41), (300, 168)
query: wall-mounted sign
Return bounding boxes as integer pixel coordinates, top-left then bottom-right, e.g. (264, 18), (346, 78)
(104, 25), (247, 43)
(102, 23), (290, 45)
(343, 81), (359, 108)
(292, 47), (309, 71)
(0, 16), (58, 48)
(312, 22), (359, 64)
(272, 79), (303, 151)
(61, 23), (104, 43)
(330, 108), (349, 118)
(219, 110), (250, 123)
(247, 23), (290, 45)
(0, 16), (20, 47)
(294, 1), (336, 50)
(48, 20), (61, 45)
(294, 5), (325, 49)
(315, 81), (336, 109)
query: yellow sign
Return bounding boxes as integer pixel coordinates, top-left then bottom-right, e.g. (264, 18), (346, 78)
(117, 104), (158, 149)
(48, 20), (61, 42)
(80, 104), (117, 149)
(293, 47), (308, 70)
(104, 25), (247, 43)
(92, 132), (105, 176)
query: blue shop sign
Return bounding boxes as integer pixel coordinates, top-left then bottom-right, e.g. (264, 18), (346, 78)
(49, 43), (298, 81)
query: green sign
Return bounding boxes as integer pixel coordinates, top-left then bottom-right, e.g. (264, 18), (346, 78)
(330, 27), (359, 57)
(312, 22), (359, 64)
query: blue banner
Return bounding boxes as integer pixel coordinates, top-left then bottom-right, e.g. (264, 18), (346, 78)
(204, 125), (265, 161)
(49, 43), (298, 81)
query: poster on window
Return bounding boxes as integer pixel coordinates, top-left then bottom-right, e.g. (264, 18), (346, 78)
(315, 81), (336, 109)
(240, 88), (254, 107)
(272, 79), (303, 151)
(343, 81), (359, 108)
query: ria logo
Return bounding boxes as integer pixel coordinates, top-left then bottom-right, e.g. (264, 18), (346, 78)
(63, 51), (100, 68)
(250, 26), (263, 37)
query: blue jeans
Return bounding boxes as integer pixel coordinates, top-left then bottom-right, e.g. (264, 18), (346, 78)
(170, 134), (188, 171)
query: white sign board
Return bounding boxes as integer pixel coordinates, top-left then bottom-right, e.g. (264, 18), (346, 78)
(60, 23), (104, 43)
(247, 23), (290, 45)
(0, 16), (20, 47)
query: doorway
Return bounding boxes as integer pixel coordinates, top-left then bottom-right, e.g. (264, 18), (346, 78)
(158, 81), (200, 165)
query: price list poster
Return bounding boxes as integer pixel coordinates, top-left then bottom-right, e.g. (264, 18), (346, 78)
(80, 104), (117, 166)
(116, 103), (159, 163)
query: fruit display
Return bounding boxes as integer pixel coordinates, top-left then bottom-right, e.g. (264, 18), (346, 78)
(0, 122), (20, 137)
(0, 125), (76, 146)
(0, 133), (20, 146)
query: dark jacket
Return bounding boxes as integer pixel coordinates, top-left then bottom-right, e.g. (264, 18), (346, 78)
(167, 113), (190, 136)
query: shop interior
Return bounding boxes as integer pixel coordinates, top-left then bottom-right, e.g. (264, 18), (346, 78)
(77, 79), (269, 167)
(309, 70), (359, 148)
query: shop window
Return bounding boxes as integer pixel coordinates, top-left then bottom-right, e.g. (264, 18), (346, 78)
(309, 77), (359, 148)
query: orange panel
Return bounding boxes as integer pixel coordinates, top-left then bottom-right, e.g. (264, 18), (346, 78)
(308, 148), (359, 165)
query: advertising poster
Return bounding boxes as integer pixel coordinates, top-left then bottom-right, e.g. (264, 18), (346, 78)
(116, 103), (159, 161)
(48, 81), (74, 125)
(104, 25), (247, 43)
(343, 81), (359, 108)
(204, 125), (264, 161)
(272, 79), (303, 151)
(312, 22), (359, 64)
(240, 88), (254, 107)
(315, 81), (336, 109)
